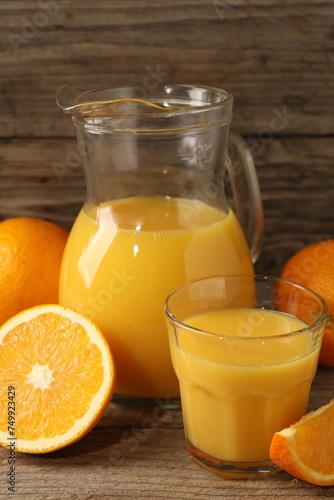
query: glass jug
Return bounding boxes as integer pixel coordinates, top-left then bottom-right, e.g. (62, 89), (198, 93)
(56, 84), (263, 400)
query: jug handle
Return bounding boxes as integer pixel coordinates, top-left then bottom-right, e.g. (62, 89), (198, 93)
(227, 131), (264, 263)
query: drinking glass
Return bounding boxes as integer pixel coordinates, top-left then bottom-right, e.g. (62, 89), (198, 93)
(165, 275), (327, 479)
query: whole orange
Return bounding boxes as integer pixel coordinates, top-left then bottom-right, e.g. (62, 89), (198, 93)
(0, 217), (69, 326)
(280, 239), (334, 367)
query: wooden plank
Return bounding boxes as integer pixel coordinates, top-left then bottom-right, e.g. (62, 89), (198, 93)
(0, 366), (332, 499)
(0, 1), (333, 137)
(255, 136), (334, 275)
(0, 138), (84, 226)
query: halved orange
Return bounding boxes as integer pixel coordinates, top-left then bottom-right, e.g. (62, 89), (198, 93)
(270, 399), (334, 486)
(0, 304), (115, 453)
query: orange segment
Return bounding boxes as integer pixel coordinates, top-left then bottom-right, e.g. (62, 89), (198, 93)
(270, 399), (334, 486)
(0, 304), (115, 453)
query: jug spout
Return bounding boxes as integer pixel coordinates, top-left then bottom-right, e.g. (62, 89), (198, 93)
(55, 84), (84, 113)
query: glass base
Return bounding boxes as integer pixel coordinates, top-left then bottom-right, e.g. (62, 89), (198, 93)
(187, 441), (281, 480)
(112, 393), (181, 410)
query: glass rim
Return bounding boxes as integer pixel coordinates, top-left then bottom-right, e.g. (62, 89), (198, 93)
(164, 274), (328, 341)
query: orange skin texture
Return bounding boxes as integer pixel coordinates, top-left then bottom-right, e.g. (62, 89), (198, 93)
(0, 217), (69, 325)
(280, 240), (334, 367)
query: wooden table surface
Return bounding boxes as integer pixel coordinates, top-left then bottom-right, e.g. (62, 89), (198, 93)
(0, 367), (332, 499)
(1, 1), (334, 498)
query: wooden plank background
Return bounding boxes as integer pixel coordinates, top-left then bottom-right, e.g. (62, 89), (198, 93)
(0, 0), (334, 275)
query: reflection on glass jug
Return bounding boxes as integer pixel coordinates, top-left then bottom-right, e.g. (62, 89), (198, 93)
(56, 84), (263, 400)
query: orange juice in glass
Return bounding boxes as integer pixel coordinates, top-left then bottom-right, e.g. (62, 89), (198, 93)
(56, 84), (263, 400)
(165, 275), (327, 478)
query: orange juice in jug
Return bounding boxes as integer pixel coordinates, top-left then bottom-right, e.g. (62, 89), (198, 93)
(59, 196), (253, 398)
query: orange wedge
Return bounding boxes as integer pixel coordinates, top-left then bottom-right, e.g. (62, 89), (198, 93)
(0, 304), (115, 453)
(270, 399), (334, 486)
